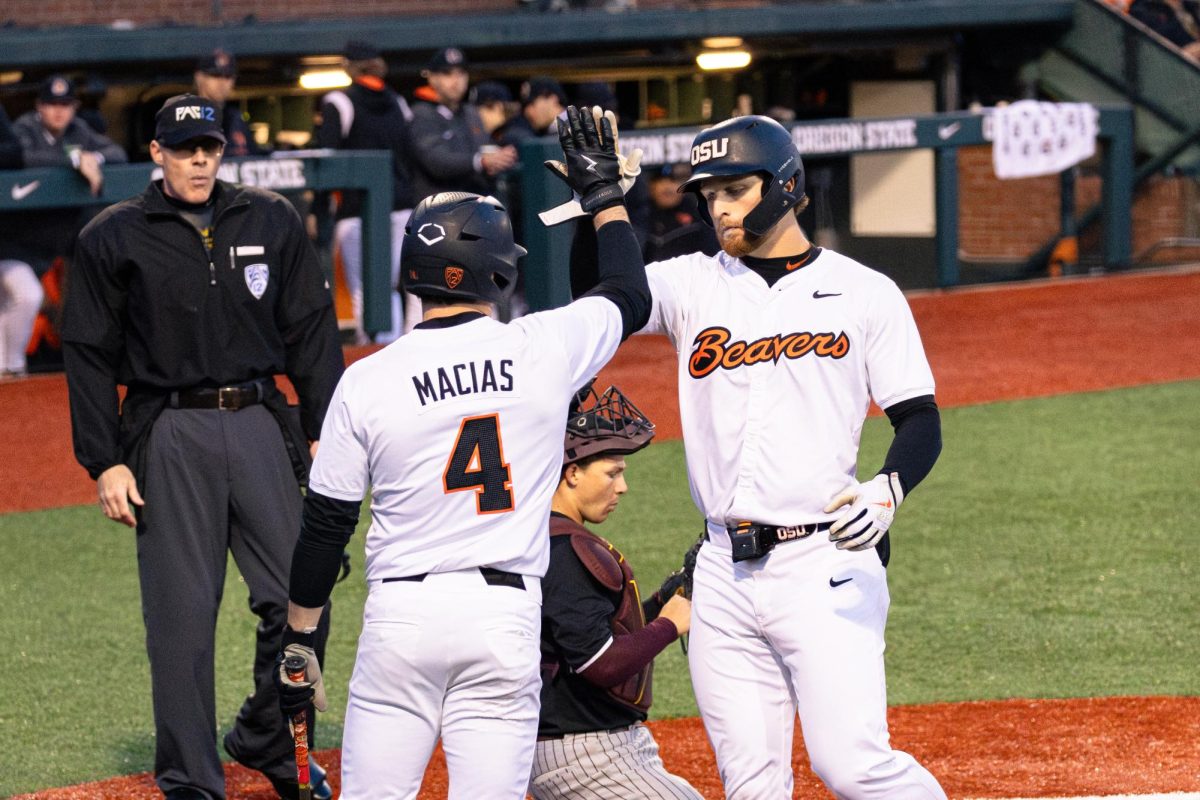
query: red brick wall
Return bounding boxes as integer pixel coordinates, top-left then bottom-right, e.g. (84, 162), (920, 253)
(0, 0), (641, 25)
(0, 0), (518, 25)
(958, 145), (1198, 263)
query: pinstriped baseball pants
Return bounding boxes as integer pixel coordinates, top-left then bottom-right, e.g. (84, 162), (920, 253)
(529, 722), (704, 800)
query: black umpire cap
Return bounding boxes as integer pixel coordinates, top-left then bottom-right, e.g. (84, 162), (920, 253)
(154, 94), (227, 147)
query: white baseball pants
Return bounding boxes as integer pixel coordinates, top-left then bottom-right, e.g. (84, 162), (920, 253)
(688, 529), (945, 799)
(0, 259), (42, 373)
(334, 210), (422, 344)
(339, 568), (543, 800)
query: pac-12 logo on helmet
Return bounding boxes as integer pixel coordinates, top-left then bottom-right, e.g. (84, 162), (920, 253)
(691, 137), (730, 165)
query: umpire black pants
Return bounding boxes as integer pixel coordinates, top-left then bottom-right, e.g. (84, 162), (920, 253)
(137, 405), (330, 799)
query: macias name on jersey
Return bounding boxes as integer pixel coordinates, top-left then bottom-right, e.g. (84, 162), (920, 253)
(412, 359), (515, 407)
(688, 326), (850, 379)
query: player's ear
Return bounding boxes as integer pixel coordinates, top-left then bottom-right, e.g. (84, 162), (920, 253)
(563, 463), (580, 488)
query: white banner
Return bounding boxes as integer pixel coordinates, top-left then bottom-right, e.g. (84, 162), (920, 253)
(992, 101), (1099, 179)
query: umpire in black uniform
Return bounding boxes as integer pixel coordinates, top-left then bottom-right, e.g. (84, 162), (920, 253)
(61, 94), (343, 800)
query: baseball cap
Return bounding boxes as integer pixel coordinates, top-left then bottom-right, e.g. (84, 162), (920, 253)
(573, 81), (617, 113)
(520, 76), (567, 107)
(38, 75), (77, 105)
(154, 94), (227, 147)
(471, 81), (512, 106)
(344, 40), (382, 62)
(196, 48), (237, 77)
(426, 47), (468, 73)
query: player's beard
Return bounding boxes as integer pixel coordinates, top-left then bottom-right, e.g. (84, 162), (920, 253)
(717, 222), (762, 259)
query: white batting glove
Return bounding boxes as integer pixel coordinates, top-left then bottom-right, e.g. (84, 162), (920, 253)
(823, 472), (905, 551)
(540, 108), (643, 226)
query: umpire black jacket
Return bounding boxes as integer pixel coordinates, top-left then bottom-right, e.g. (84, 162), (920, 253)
(61, 179), (344, 482)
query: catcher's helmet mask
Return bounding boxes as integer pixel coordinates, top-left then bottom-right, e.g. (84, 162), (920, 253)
(681, 115), (806, 238)
(563, 381), (655, 465)
(401, 192), (527, 305)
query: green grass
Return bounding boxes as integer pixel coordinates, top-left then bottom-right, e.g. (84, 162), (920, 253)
(2, 380), (1198, 795)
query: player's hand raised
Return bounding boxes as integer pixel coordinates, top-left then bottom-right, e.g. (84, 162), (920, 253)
(824, 472), (904, 551)
(545, 105), (625, 214)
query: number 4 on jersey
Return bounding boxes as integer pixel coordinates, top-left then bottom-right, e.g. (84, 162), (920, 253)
(443, 414), (514, 514)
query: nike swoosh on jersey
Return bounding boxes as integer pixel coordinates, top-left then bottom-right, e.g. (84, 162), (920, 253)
(812, 290), (842, 299)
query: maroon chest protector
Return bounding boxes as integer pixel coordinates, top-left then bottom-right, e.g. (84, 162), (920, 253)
(549, 515), (652, 712)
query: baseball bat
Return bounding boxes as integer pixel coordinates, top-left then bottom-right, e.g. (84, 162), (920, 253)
(283, 654), (313, 800)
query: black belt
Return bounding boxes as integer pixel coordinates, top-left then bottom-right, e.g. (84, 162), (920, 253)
(383, 566), (525, 591)
(537, 723), (633, 742)
(169, 379), (267, 411)
(726, 520), (833, 563)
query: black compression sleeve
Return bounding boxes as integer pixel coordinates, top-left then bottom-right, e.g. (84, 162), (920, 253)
(880, 395), (942, 494)
(289, 490), (361, 608)
(583, 220), (651, 340)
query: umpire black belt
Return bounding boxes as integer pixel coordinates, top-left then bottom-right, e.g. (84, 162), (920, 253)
(726, 520), (832, 563)
(383, 566), (526, 591)
(169, 379), (268, 411)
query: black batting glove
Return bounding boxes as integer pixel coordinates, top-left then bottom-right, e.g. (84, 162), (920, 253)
(545, 105), (625, 214)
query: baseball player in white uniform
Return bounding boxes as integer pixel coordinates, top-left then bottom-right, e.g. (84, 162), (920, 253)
(640, 116), (947, 798)
(273, 106), (650, 800)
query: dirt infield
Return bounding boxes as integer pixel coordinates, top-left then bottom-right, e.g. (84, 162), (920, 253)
(6, 266), (1200, 798)
(16, 697), (1200, 799)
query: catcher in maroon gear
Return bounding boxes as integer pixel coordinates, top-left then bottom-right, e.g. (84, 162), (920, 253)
(531, 382), (703, 800)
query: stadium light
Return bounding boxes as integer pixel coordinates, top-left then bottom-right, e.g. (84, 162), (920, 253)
(696, 50), (752, 71)
(299, 69), (351, 90)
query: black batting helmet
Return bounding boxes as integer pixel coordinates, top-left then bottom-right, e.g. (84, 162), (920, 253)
(401, 192), (527, 305)
(563, 381), (655, 465)
(680, 115), (806, 238)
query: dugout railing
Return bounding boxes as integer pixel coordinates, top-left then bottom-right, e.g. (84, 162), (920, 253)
(0, 108), (1135, 331)
(0, 150), (396, 334)
(518, 106), (1134, 312)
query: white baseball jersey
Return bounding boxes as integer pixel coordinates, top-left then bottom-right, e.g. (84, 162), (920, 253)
(649, 245), (946, 798)
(309, 296), (625, 580)
(643, 247), (935, 531)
